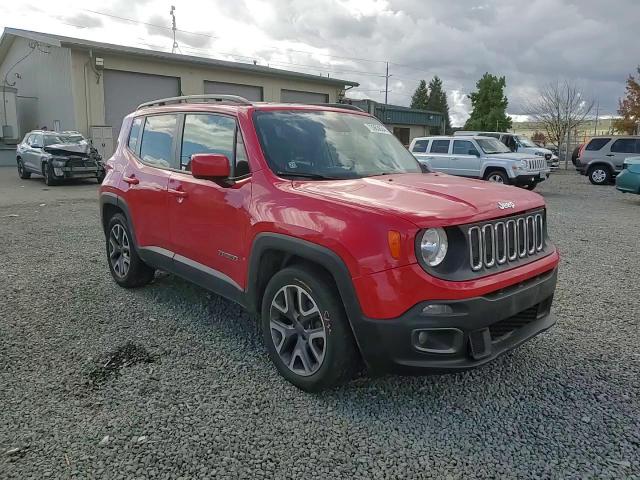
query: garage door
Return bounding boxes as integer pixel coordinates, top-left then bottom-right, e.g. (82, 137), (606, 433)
(103, 70), (180, 139)
(204, 81), (263, 101)
(281, 89), (329, 104)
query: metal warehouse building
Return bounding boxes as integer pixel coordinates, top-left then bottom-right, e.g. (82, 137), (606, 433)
(0, 27), (358, 163)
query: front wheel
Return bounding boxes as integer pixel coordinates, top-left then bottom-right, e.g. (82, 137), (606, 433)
(484, 170), (509, 184)
(588, 166), (611, 185)
(43, 163), (59, 186)
(17, 159), (31, 179)
(261, 265), (359, 392)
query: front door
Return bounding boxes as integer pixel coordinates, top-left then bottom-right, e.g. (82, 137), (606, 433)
(24, 133), (43, 172)
(450, 139), (481, 177)
(168, 113), (252, 289)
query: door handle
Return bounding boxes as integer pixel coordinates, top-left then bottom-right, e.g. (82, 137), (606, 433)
(605, 154), (615, 157)
(168, 188), (188, 199)
(123, 175), (139, 185)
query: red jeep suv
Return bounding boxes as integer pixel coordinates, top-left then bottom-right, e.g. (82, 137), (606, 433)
(99, 95), (559, 391)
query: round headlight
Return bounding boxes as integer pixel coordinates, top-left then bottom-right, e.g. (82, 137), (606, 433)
(419, 228), (448, 267)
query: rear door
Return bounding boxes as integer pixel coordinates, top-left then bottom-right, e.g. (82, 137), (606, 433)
(450, 139), (481, 177)
(121, 114), (175, 251)
(167, 112), (252, 289)
(608, 138), (640, 172)
(426, 139), (452, 173)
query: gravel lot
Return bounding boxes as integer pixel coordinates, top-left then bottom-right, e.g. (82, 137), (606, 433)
(1, 167), (639, 479)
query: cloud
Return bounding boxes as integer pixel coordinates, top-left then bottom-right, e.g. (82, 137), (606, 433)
(63, 13), (103, 29)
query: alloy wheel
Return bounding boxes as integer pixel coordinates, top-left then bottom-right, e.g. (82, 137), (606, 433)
(108, 224), (131, 278)
(17, 162), (24, 176)
(269, 284), (327, 377)
(488, 174), (505, 183)
(591, 169), (607, 184)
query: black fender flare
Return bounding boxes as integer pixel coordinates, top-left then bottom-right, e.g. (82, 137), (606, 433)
(245, 232), (364, 332)
(99, 192), (139, 249)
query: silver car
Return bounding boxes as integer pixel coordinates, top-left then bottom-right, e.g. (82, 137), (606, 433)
(576, 135), (640, 185)
(409, 135), (550, 190)
(16, 130), (103, 186)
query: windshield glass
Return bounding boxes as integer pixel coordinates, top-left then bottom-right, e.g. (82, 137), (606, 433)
(253, 110), (422, 179)
(515, 135), (536, 148)
(43, 135), (85, 146)
(477, 138), (511, 154)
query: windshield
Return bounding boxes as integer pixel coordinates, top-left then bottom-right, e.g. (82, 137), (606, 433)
(253, 110), (422, 179)
(515, 135), (536, 148)
(477, 138), (511, 154)
(43, 135), (85, 146)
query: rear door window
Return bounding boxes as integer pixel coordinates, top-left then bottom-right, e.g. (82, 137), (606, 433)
(429, 140), (450, 154)
(610, 138), (639, 154)
(586, 138), (611, 151)
(412, 140), (429, 153)
(453, 140), (475, 155)
(139, 114), (179, 169)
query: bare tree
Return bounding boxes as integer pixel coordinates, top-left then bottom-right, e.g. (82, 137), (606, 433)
(525, 81), (595, 169)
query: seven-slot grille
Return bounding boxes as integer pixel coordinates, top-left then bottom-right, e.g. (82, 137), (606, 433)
(526, 157), (546, 170)
(468, 212), (545, 272)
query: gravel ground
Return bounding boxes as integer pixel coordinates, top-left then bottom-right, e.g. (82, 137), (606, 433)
(1, 167), (639, 479)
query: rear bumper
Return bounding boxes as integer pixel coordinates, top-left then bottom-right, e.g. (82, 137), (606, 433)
(351, 267), (558, 374)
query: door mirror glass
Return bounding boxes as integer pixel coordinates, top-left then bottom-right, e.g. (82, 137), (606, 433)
(191, 153), (231, 180)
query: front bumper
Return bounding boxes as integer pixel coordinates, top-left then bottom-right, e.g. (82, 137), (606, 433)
(512, 172), (549, 186)
(52, 164), (99, 179)
(351, 267), (557, 374)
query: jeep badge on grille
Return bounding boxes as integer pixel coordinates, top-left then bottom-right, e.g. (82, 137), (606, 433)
(497, 201), (516, 210)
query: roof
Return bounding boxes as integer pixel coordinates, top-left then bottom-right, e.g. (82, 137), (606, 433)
(346, 98), (443, 127)
(0, 27), (359, 88)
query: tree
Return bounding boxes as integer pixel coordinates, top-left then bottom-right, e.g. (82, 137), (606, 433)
(464, 73), (512, 132)
(525, 81), (594, 168)
(410, 80), (429, 110)
(614, 67), (640, 134)
(532, 131), (546, 145)
(425, 76), (452, 134)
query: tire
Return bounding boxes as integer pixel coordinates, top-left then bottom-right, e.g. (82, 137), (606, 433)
(260, 265), (359, 392)
(106, 213), (155, 288)
(484, 170), (509, 184)
(43, 163), (59, 186)
(588, 165), (611, 185)
(17, 159), (31, 179)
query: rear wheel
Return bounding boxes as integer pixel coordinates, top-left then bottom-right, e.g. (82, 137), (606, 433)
(484, 170), (508, 184)
(261, 265), (359, 392)
(106, 213), (155, 288)
(17, 159), (31, 179)
(588, 165), (611, 185)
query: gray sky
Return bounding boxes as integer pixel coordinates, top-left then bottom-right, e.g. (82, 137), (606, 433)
(2, 0), (637, 125)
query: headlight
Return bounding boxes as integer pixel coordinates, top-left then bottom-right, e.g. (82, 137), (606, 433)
(534, 151), (544, 156)
(418, 228), (448, 267)
(52, 159), (67, 167)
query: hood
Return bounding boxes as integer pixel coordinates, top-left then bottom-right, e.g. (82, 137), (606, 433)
(43, 142), (89, 157)
(292, 173), (545, 227)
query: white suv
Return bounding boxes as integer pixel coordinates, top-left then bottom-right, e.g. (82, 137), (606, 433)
(409, 135), (551, 190)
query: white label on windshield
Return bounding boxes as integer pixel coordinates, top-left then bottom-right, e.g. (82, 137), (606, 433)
(364, 123), (391, 135)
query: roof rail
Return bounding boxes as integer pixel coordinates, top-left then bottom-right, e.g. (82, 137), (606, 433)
(314, 103), (364, 112)
(137, 94), (252, 110)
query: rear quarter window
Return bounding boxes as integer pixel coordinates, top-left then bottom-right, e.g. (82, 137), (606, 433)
(128, 117), (143, 152)
(412, 139), (429, 153)
(586, 138), (611, 151)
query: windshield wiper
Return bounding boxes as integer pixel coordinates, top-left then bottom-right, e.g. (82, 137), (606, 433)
(275, 171), (339, 180)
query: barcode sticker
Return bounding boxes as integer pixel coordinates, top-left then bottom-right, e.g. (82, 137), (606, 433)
(364, 123), (391, 135)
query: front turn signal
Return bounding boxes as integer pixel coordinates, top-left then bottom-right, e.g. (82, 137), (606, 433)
(387, 230), (402, 259)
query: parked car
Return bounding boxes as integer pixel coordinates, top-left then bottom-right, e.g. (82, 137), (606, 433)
(409, 135), (550, 190)
(576, 136), (640, 185)
(99, 95), (559, 392)
(615, 156), (640, 194)
(454, 131), (559, 169)
(16, 130), (103, 186)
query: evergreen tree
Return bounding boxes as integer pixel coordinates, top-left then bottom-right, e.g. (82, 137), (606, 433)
(464, 73), (512, 131)
(410, 80), (429, 110)
(425, 76), (452, 134)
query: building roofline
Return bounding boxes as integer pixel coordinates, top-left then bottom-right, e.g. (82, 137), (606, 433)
(0, 27), (359, 88)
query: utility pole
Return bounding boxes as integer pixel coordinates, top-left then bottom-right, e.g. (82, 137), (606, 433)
(170, 6), (178, 54)
(384, 62), (390, 106)
(593, 101), (599, 136)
